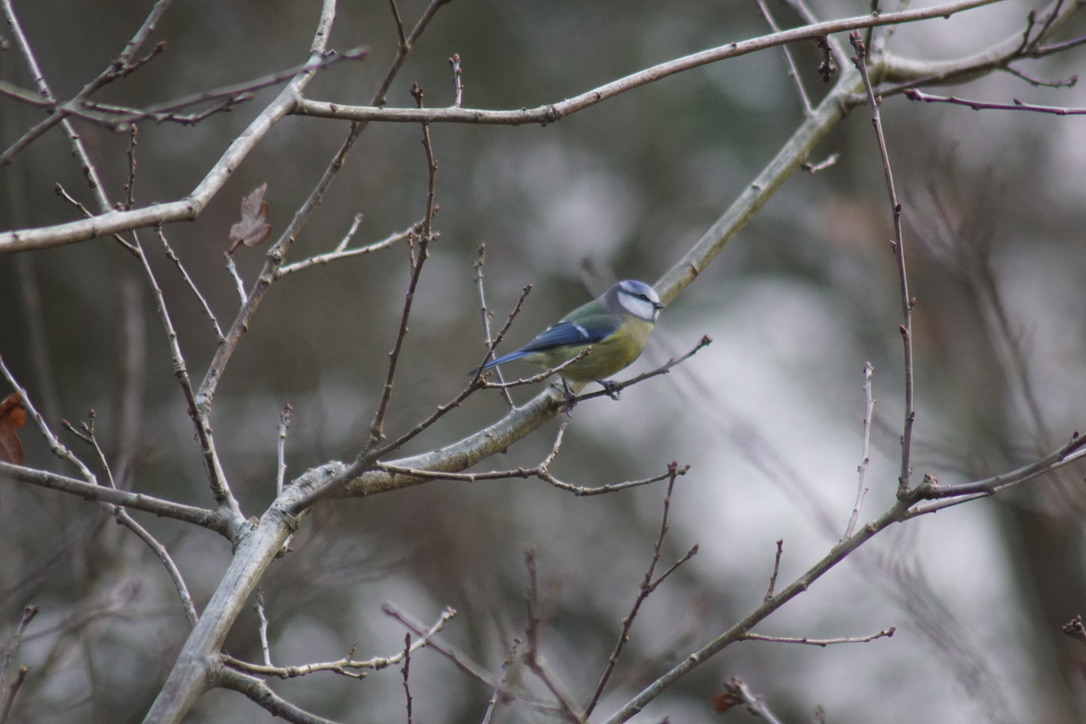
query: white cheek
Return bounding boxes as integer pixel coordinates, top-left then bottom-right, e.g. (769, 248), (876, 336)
(620, 295), (658, 321)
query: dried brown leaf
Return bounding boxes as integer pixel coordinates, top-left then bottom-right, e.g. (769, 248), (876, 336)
(0, 392), (27, 464)
(228, 182), (272, 253)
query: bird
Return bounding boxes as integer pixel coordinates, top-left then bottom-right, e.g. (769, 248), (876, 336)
(476, 279), (665, 402)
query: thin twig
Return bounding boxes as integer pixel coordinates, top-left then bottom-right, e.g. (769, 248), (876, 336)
(801, 152), (840, 173)
(0, 355), (95, 479)
(717, 678), (785, 724)
(904, 88), (1086, 115)
(780, 0), (847, 71)
(127, 234), (241, 518)
(571, 335), (712, 404)
(480, 639), (520, 724)
(844, 362), (875, 539)
(754, 0), (812, 114)
(585, 464), (696, 718)
(522, 549), (584, 723)
(473, 245), (515, 406)
(1061, 615), (1086, 646)
(64, 414), (200, 626)
(366, 82), (438, 449)
(378, 428), (688, 496)
(479, 349), (592, 391)
(224, 605), (457, 680)
(741, 627), (896, 646)
(0, 460), (229, 535)
(850, 32), (915, 497)
(470, 283), (534, 383)
(277, 218), (418, 276)
(156, 227), (225, 341)
(255, 591), (273, 667)
(223, 254), (248, 306)
(215, 668), (339, 723)
(448, 53), (464, 107)
(276, 404), (293, 497)
(0, 0), (110, 204)
(0, 604), (38, 718)
(401, 632), (413, 724)
(763, 540), (784, 602)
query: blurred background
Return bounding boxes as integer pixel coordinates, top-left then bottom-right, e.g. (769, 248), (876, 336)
(2, 0), (1086, 722)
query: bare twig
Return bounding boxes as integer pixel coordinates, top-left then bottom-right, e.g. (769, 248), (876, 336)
(276, 405), (293, 497)
(367, 83), (439, 449)
(1061, 615), (1086, 646)
(448, 53), (464, 107)
(127, 234), (242, 518)
(0, 460), (229, 535)
(584, 464), (696, 718)
(215, 668), (340, 723)
(763, 540), (784, 602)
(844, 362), (876, 539)
(470, 283), (534, 381)
(801, 152), (840, 173)
(781, 0), (847, 71)
(378, 427), (689, 497)
(480, 639), (521, 724)
(401, 632), (414, 724)
(905, 433), (1086, 517)
(255, 591), (273, 668)
(0, 0), (110, 205)
(224, 605), (456, 680)
(716, 678), (785, 724)
(904, 88), (1086, 115)
(754, 0), (812, 114)
(741, 627), (896, 646)
(571, 335), (712, 404)
(0, 604), (38, 720)
(850, 32), (915, 497)
(479, 349), (592, 391)
(277, 218), (418, 276)
(223, 254), (248, 306)
(64, 413), (200, 626)
(522, 549), (584, 723)
(156, 227), (225, 341)
(0, 665), (28, 724)
(473, 246), (516, 406)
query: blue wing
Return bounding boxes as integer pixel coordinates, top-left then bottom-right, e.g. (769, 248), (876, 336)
(481, 317), (610, 371)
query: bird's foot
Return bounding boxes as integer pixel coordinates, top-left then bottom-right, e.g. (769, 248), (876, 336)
(597, 379), (622, 400)
(561, 380), (578, 415)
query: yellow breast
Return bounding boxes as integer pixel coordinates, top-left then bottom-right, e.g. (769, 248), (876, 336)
(559, 318), (654, 382)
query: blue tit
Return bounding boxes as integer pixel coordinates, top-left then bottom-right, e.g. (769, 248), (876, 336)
(478, 279), (664, 390)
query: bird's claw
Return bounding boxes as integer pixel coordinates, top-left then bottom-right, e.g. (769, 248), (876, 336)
(598, 379), (622, 400)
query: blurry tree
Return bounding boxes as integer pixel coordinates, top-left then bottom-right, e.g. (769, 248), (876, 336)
(2, 0), (1086, 723)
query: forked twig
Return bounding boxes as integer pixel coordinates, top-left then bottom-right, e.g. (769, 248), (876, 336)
(850, 32), (915, 497)
(584, 463), (696, 717)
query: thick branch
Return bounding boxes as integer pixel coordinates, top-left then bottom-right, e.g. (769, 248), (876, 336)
(0, 461), (232, 539)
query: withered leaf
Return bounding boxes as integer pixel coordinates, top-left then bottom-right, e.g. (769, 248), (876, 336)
(0, 392), (27, 465)
(228, 182), (272, 253)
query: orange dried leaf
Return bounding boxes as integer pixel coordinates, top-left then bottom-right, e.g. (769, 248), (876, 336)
(228, 182), (272, 253)
(0, 392), (27, 465)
